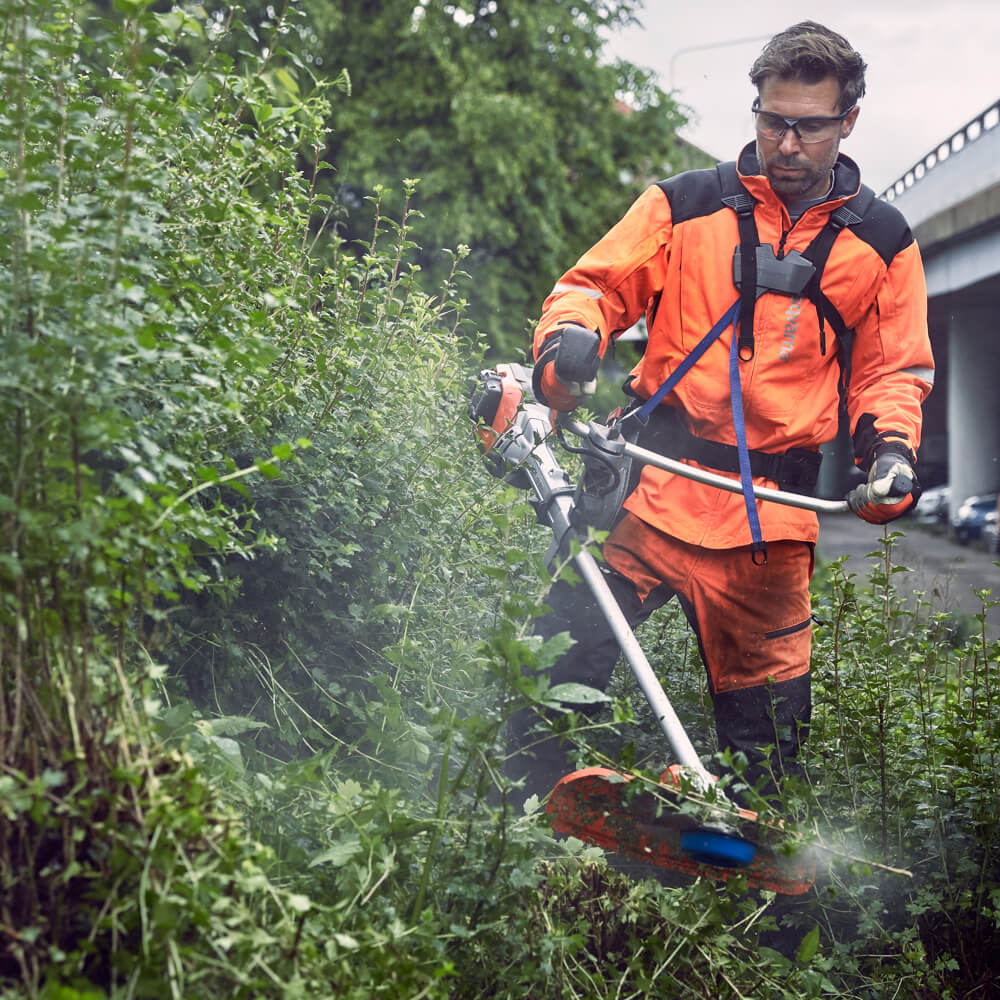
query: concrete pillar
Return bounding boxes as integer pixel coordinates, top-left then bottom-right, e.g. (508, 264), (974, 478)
(916, 318), (949, 488)
(947, 305), (1000, 508)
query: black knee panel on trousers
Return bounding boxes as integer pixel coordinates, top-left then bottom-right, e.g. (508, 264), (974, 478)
(712, 671), (811, 800)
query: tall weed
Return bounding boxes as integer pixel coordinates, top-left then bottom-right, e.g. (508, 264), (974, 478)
(802, 536), (1000, 996)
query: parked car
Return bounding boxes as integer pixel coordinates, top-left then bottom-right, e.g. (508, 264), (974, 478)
(951, 492), (1000, 545)
(912, 484), (950, 527)
(983, 509), (1000, 555)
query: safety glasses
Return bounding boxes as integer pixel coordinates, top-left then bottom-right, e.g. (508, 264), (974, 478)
(751, 97), (855, 144)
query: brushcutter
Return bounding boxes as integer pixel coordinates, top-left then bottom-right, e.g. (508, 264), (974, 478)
(469, 363), (848, 895)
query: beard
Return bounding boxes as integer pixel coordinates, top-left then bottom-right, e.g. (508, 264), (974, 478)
(756, 145), (836, 201)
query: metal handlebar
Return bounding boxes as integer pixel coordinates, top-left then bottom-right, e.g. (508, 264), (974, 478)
(560, 417), (849, 514)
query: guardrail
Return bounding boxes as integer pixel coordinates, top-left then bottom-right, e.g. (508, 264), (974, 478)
(881, 98), (1000, 202)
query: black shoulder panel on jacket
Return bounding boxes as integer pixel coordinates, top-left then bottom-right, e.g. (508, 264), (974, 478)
(846, 192), (915, 267)
(657, 167), (915, 267)
(655, 167), (726, 226)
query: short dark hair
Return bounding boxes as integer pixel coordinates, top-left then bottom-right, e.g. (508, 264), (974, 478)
(750, 21), (867, 111)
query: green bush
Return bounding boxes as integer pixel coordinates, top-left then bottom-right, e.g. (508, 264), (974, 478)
(0, 0), (501, 990)
(4, 1), (1000, 998)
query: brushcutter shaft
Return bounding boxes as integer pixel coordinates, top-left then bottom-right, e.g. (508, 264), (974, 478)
(571, 547), (717, 791)
(479, 397), (715, 787)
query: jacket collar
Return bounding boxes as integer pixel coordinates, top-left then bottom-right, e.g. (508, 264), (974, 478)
(735, 141), (863, 209)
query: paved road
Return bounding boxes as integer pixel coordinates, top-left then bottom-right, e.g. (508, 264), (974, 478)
(816, 512), (1000, 639)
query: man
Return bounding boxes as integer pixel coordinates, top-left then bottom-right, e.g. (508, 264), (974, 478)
(509, 22), (933, 808)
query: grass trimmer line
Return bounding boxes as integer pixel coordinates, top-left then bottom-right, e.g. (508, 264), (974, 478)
(469, 363), (849, 896)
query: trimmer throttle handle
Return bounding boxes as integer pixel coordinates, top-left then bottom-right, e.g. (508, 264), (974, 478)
(467, 370), (505, 429)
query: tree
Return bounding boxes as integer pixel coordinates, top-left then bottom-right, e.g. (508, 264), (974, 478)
(284, 0), (706, 356)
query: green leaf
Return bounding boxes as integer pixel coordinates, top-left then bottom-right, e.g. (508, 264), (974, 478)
(309, 836), (362, 868)
(287, 893), (311, 913)
(545, 683), (611, 706)
(195, 716), (268, 738)
(274, 68), (300, 98)
(206, 736), (244, 772)
(796, 923), (820, 965)
(187, 75), (214, 105)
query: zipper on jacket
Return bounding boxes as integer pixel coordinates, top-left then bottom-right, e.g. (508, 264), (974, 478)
(776, 229), (789, 260)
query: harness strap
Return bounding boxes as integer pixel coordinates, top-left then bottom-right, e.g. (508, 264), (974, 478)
(635, 406), (822, 493)
(799, 188), (875, 396)
(803, 224), (842, 356)
(629, 299), (740, 423)
(729, 314), (766, 563)
(721, 178), (759, 361)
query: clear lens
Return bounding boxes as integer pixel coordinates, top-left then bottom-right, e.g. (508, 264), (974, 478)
(754, 111), (841, 144)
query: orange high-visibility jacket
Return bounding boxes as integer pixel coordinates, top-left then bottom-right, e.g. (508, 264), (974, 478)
(534, 144), (934, 549)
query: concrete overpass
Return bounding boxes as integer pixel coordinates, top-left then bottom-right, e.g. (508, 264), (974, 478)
(879, 99), (1000, 510)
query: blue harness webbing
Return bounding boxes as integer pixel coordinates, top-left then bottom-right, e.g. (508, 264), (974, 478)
(727, 310), (766, 564)
(630, 299), (740, 424)
(620, 297), (767, 564)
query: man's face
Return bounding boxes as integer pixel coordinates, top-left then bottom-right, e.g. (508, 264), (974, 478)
(754, 75), (859, 202)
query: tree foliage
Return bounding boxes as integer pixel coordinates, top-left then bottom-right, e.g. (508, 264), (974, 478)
(275, 0), (706, 356)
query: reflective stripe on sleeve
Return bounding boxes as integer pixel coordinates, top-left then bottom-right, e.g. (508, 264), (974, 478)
(900, 366), (934, 385)
(552, 282), (603, 300)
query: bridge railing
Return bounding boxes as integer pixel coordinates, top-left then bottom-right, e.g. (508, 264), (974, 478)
(881, 98), (1000, 202)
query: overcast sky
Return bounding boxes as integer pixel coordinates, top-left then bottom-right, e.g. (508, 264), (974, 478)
(603, 2), (1000, 195)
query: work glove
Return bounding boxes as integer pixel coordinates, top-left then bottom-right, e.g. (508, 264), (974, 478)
(532, 325), (601, 411)
(846, 443), (920, 524)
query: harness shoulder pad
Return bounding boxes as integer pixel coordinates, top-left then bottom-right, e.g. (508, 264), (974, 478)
(716, 161), (755, 214)
(844, 189), (915, 267)
(830, 184), (876, 229)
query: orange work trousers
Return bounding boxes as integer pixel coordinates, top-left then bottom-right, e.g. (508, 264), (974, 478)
(604, 512), (814, 696)
(507, 512), (814, 807)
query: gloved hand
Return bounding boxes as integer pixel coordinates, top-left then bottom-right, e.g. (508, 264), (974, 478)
(847, 444), (920, 524)
(532, 325), (601, 411)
